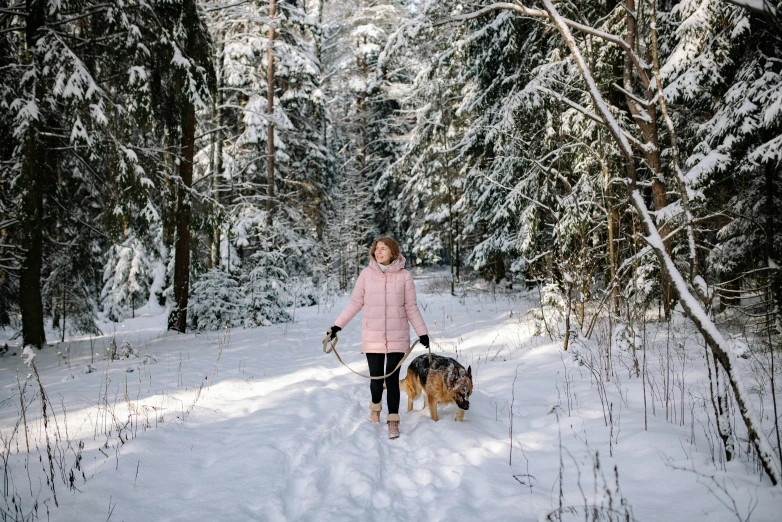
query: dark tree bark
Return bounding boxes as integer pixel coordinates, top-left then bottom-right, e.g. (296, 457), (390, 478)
(164, 0), (215, 331)
(493, 252), (505, 285)
(19, 136), (46, 348)
(766, 160), (781, 327)
(18, 0), (47, 349)
(168, 103), (196, 333)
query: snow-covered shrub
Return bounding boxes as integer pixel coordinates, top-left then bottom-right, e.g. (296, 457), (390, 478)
(540, 282), (566, 311)
(422, 275), (453, 294)
(282, 276), (318, 308)
(147, 224), (168, 307)
(44, 251), (101, 335)
(244, 265), (292, 327)
(529, 282), (568, 338)
(612, 321), (641, 354)
(623, 256), (660, 311)
(101, 235), (153, 321)
(108, 338), (137, 360)
(188, 269), (246, 331)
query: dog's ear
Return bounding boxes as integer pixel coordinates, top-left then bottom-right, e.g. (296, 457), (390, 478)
(467, 365), (472, 377)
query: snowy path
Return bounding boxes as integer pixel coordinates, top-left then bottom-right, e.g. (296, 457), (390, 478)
(37, 310), (529, 520)
(1, 274), (779, 521)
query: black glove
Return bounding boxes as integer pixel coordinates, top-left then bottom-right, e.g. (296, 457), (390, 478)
(419, 334), (430, 348)
(328, 325), (341, 340)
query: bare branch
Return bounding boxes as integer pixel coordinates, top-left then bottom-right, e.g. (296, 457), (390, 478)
(205, 0), (251, 12)
(0, 25), (25, 35)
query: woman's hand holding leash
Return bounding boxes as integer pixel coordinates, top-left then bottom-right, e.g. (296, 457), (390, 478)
(322, 329), (420, 380)
(419, 335), (429, 348)
(327, 325), (341, 340)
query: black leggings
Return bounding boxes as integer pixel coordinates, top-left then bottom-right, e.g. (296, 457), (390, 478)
(366, 352), (405, 414)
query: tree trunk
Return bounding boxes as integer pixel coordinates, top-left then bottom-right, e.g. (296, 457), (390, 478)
(713, 357), (735, 460)
(214, 46), (224, 269)
(766, 160), (781, 329)
(314, 0), (325, 241)
(608, 204), (620, 314)
(19, 0), (47, 349)
(266, 0), (276, 225)
(455, 215), (461, 284)
(449, 186), (455, 296)
(19, 139), (46, 348)
(493, 252), (505, 285)
(208, 42), (224, 271)
(206, 108), (215, 271)
(60, 288), (65, 343)
(168, 103), (195, 333)
(623, 0), (673, 317)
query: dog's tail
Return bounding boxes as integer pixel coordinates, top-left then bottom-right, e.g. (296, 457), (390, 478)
(399, 369), (410, 393)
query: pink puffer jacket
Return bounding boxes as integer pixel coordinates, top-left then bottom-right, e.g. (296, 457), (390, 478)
(334, 255), (428, 353)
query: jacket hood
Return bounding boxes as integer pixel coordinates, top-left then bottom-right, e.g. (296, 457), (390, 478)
(369, 254), (406, 274)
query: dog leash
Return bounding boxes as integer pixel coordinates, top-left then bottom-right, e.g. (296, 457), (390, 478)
(321, 328), (431, 380)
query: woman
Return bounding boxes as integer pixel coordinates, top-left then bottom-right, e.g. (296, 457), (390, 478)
(328, 236), (429, 439)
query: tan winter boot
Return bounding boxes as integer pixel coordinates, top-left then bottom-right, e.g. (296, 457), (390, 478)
(369, 402), (381, 423)
(387, 414), (400, 439)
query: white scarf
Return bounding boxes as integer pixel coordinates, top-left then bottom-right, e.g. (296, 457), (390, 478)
(378, 260), (393, 273)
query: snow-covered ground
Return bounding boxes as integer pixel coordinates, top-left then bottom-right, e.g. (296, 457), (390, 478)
(1, 270), (780, 521)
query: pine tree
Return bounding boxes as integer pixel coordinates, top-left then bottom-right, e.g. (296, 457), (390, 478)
(320, 0), (413, 280)
(661, 0), (782, 329)
(1, 0), (189, 346)
(100, 235), (153, 322)
(151, 0), (217, 333)
(188, 268), (245, 331)
(201, 0), (328, 321)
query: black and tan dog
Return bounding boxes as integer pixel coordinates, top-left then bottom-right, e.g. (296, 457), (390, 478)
(401, 353), (473, 421)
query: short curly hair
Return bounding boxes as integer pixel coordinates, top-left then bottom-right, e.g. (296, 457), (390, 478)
(369, 236), (400, 261)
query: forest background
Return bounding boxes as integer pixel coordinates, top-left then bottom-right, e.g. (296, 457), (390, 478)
(1, 0), (782, 489)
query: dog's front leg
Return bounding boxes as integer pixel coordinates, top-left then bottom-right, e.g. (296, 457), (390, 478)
(407, 394), (414, 412)
(455, 409), (465, 422)
(428, 396), (439, 421)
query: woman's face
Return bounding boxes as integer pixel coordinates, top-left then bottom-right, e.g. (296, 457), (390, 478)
(374, 241), (393, 264)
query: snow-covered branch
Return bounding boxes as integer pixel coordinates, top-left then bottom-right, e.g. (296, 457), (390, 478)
(722, 0), (778, 16)
(433, 2), (546, 25)
(632, 189), (782, 484)
(538, 0), (781, 486)
(435, 1), (651, 87)
(539, 0), (635, 163)
(535, 86), (651, 154)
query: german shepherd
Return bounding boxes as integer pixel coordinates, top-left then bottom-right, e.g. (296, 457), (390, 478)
(401, 354), (473, 421)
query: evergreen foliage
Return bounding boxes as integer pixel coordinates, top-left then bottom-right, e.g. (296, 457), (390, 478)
(0, 0), (778, 346)
(188, 269), (245, 331)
